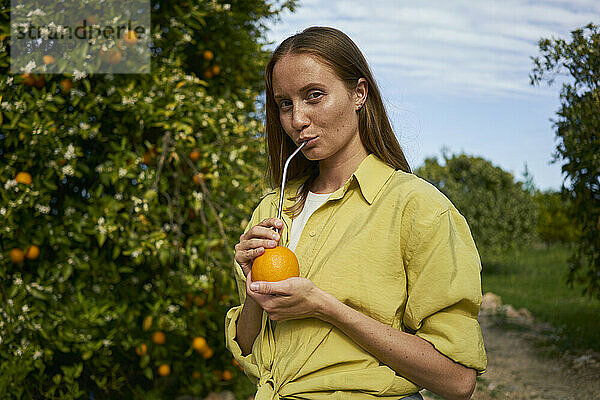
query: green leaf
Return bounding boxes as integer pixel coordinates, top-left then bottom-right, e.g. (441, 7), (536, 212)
(97, 233), (106, 247)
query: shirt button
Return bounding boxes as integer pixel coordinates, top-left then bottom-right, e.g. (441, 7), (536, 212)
(309, 231), (316, 237)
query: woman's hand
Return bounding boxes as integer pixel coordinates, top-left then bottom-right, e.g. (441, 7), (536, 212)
(234, 218), (283, 278)
(246, 274), (328, 322)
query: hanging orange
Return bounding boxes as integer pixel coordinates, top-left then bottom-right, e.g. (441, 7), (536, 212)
(252, 246), (299, 282)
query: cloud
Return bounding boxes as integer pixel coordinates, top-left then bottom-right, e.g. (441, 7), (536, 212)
(264, 0), (600, 98)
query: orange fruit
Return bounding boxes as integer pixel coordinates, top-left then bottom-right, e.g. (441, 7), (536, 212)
(192, 337), (208, 352)
(189, 148), (201, 162)
(143, 146), (158, 164)
(124, 30), (138, 45)
(192, 371), (201, 380)
(34, 75), (45, 88)
(222, 370), (233, 381)
(10, 248), (25, 263)
(201, 347), (214, 359)
(211, 65), (220, 75)
(194, 295), (205, 307)
(193, 173), (204, 185)
(43, 55), (55, 65)
(25, 245), (40, 260)
(203, 50), (214, 61)
(135, 343), (147, 356)
(22, 73), (35, 86)
(158, 364), (170, 376)
(203, 68), (214, 79)
(15, 171), (32, 185)
(60, 79), (73, 92)
(251, 246), (299, 282)
(152, 331), (166, 345)
(107, 49), (122, 65)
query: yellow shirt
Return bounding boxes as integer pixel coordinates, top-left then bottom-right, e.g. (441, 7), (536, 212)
(225, 153), (487, 400)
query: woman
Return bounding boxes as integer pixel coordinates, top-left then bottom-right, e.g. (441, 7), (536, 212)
(225, 26), (487, 400)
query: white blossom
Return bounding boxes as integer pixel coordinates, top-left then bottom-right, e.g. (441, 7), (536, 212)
(62, 165), (75, 176)
(73, 69), (87, 81)
(64, 144), (76, 160)
(23, 60), (36, 74)
(192, 191), (203, 201)
(26, 8), (46, 17)
(122, 96), (136, 106)
(4, 179), (17, 190)
(118, 168), (127, 178)
(167, 304), (179, 313)
(35, 204), (50, 214)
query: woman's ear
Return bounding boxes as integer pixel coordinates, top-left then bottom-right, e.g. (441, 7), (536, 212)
(355, 78), (368, 110)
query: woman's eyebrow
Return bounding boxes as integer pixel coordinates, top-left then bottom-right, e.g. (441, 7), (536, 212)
(274, 82), (323, 100)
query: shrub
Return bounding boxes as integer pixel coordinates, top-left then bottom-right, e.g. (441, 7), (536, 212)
(415, 152), (538, 264)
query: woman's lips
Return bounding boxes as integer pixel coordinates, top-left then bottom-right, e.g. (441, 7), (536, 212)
(302, 137), (318, 148)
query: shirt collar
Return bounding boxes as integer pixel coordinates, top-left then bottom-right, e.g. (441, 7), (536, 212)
(273, 153), (396, 207)
(348, 153), (397, 205)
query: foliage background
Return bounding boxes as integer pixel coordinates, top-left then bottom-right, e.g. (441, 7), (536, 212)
(414, 152), (538, 265)
(530, 22), (600, 299)
(0, 0), (296, 398)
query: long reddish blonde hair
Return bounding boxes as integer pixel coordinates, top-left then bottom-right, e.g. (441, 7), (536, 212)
(264, 26), (411, 218)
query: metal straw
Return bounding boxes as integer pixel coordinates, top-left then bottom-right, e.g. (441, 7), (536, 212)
(275, 141), (307, 235)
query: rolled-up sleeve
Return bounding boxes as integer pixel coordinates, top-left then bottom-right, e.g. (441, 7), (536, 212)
(402, 207), (487, 374)
(224, 206), (264, 383)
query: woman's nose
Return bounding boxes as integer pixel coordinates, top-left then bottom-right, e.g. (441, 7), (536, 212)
(291, 103), (310, 131)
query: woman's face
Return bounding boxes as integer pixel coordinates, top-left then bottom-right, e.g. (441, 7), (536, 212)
(272, 53), (367, 163)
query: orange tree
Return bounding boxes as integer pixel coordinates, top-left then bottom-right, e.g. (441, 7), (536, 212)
(0, 0), (297, 398)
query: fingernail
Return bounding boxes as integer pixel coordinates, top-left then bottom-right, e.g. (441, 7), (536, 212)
(250, 283), (259, 291)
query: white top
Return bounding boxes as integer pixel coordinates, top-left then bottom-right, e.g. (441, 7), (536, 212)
(288, 186), (332, 253)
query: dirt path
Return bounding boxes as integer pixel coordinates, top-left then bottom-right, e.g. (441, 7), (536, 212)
(423, 293), (600, 400)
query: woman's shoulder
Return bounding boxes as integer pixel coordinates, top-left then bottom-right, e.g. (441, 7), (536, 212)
(387, 169), (455, 215)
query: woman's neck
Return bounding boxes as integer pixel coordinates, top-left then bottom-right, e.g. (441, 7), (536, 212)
(311, 150), (369, 194)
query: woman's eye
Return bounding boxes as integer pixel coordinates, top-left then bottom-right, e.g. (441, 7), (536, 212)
(308, 92), (323, 100)
(279, 100), (291, 108)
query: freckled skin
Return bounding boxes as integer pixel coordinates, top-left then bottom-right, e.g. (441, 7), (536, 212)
(272, 54), (368, 192)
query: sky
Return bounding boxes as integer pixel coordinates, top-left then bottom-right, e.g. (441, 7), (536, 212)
(261, 0), (600, 191)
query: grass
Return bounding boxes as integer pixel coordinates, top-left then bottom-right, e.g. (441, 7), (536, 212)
(481, 243), (600, 353)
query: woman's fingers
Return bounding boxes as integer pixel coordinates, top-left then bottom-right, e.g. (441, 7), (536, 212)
(234, 218), (283, 275)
